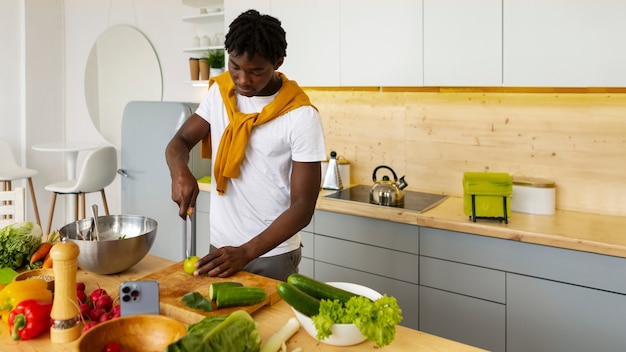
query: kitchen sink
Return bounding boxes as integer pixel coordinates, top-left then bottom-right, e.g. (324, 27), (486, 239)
(324, 185), (448, 213)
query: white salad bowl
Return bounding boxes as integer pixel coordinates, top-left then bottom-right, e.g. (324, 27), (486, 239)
(291, 282), (383, 346)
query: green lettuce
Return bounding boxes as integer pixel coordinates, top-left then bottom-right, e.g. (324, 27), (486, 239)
(0, 222), (42, 269)
(312, 294), (403, 347)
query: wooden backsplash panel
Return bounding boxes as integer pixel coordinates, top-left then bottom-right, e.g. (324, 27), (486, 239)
(306, 90), (626, 216)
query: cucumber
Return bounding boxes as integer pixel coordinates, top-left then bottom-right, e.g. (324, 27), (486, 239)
(287, 273), (359, 304)
(209, 281), (244, 300)
(215, 286), (268, 308)
(277, 282), (320, 317)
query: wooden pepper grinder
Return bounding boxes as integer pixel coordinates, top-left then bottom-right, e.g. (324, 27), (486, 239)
(50, 240), (82, 343)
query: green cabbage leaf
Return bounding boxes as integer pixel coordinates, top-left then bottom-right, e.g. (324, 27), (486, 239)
(0, 222), (42, 269)
(165, 310), (261, 352)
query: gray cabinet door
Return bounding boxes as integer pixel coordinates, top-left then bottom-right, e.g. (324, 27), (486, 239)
(195, 191), (211, 256)
(420, 286), (505, 352)
(315, 261), (419, 330)
(507, 274), (626, 352)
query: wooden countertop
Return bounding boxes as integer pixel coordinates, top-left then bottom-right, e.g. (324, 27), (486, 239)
(316, 188), (626, 259)
(200, 181), (626, 259)
(0, 255), (485, 351)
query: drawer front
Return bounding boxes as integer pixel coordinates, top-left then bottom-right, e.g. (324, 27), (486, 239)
(301, 231), (314, 258)
(315, 210), (419, 254)
(315, 235), (419, 283)
(420, 256), (505, 303)
(298, 257), (314, 278)
(420, 286), (505, 352)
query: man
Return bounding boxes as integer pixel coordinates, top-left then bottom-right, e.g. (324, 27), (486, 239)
(165, 9), (326, 281)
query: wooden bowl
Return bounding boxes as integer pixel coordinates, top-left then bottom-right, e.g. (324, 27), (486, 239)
(78, 314), (186, 352)
(13, 268), (55, 292)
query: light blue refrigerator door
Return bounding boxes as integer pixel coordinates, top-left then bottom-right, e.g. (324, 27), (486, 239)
(120, 101), (204, 261)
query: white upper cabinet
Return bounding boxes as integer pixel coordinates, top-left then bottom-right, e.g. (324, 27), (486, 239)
(503, 0), (626, 87)
(224, 0), (271, 34)
(340, 0), (423, 86)
(423, 0), (502, 86)
(272, 0), (341, 86)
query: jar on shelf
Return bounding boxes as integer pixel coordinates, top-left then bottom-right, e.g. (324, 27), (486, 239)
(200, 35), (211, 47)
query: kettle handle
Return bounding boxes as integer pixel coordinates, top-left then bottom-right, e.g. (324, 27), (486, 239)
(372, 165), (398, 183)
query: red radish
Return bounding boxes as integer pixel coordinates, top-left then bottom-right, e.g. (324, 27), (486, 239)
(82, 321), (99, 333)
(89, 307), (106, 322)
(76, 289), (87, 303)
(99, 311), (113, 323)
(94, 294), (113, 311)
(76, 282), (86, 291)
(111, 304), (121, 318)
(102, 341), (122, 352)
(90, 287), (108, 303)
(79, 302), (92, 319)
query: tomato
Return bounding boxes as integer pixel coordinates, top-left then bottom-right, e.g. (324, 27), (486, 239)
(183, 256), (200, 275)
(103, 340), (121, 352)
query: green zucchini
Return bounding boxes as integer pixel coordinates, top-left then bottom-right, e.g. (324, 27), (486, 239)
(215, 286), (268, 308)
(277, 282), (320, 317)
(287, 273), (359, 304)
(209, 281), (244, 300)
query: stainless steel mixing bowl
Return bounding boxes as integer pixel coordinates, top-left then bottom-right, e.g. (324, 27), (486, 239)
(59, 215), (157, 275)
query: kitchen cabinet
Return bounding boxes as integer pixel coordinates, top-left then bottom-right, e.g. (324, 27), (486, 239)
(420, 226), (626, 351)
(423, 0), (502, 86)
(299, 216), (315, 277)
(507, 274), (626, 352)
(503, 0), (626, 87)
(312, 210), (420, 329)
(195, 190), (211, 256)
(226, 0), (422, 86)
(419, 256), (505, 352)
(271, 0), (341, 86)
(339, 0), (423, 86)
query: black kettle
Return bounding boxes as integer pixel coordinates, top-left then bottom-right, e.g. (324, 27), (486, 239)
(370, 165), (408, 207)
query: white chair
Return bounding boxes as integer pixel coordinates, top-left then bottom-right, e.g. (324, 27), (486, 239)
(45, 145), (117, 235)
(0, 139), (41, 227)
(0, 187), (26, 228)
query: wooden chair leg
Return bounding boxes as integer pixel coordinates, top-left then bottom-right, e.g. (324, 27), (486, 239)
(100, 189), (110, 216)
(46, 193), (57, 236)
(73, 194), (79, 221)
(27, 177), (41, 227)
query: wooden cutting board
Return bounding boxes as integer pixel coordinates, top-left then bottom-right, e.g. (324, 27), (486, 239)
(139, 261), (282, 325)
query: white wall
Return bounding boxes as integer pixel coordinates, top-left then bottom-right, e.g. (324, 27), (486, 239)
(2, 0), (208, 231)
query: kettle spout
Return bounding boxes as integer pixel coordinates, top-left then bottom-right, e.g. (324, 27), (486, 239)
(398, 175), (408, 190)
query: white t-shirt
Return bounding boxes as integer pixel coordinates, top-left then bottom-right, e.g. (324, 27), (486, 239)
(195, 81), (326, 257)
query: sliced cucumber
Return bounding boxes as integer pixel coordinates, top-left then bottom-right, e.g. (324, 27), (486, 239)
(209, 281), (244, 300)
(277, 282), (320, 317)
(215, 286), (268, 308)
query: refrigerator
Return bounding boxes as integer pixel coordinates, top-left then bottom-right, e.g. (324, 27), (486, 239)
(119, 101), (211, 261)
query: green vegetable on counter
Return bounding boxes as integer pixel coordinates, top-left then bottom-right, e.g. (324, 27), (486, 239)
(165, 310), (261, 352)
(0, 222), (42, 270)
(312, 294), (403, 348)
(181, 292), (212, 312)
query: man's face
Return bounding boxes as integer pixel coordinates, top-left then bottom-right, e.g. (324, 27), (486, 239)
(227, 51), (283, 97)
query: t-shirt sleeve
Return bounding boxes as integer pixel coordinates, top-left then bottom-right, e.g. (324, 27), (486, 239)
(290, 106), (327, 162)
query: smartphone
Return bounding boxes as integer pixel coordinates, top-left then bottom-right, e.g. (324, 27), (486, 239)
(119, 280), (160, 317)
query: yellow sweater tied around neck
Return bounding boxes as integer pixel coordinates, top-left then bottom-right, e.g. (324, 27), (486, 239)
(201, 71), (315, 195)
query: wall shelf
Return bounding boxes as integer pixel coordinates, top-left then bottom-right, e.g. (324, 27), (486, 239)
(182, 12), (224, 23)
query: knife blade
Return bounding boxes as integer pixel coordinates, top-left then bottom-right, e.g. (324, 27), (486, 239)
(185, 208), (193, 258)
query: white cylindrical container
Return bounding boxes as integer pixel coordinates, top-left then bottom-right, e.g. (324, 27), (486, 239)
(511, 177), (556, 215)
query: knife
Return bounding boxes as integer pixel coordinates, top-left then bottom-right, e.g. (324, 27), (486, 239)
(185, 207), (193, 258)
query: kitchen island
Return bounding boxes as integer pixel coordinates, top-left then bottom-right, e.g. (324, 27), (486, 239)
(0, 254), (486, 352)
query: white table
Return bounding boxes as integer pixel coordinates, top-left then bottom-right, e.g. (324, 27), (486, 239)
(32, 142), (100, 223)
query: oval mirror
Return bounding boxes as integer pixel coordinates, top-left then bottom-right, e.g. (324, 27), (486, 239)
(85, 25), (163, 147)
